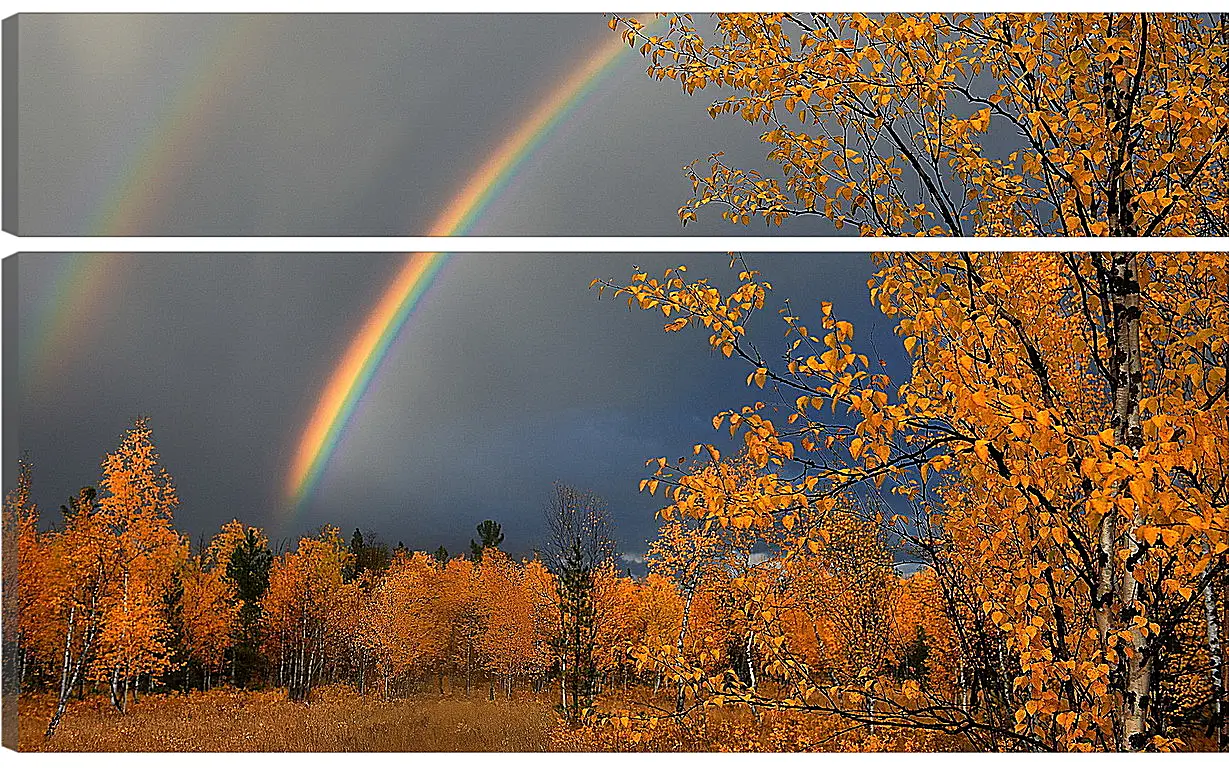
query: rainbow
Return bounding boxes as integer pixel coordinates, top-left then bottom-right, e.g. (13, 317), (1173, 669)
(93, 17), (268, 235)
(25, 21), (266, 386)
(22, 254), (119, 386)
(284, 29), (637, 509)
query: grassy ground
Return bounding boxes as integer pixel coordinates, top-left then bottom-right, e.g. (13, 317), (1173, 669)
(18, 686), (559, 752)
(18, 685), (1222, 752)
(20, 686), (968, 752)
(16, 685), (973, 752)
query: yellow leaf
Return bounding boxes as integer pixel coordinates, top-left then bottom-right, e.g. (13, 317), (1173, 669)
(973, 440), (990, 463)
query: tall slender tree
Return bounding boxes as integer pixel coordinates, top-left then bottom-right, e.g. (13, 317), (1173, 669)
(544, 484), (616, 723)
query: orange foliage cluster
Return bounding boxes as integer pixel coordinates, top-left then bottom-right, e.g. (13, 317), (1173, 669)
(612, 12), (1228, 237)
(593, 250), (1226, 751)
(346, 548), (557, 698)
(10, 420), (955, 752)
(11, 420), (217, 736)
(554, 701), (964, 752)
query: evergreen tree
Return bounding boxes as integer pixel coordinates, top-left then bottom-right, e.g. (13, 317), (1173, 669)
(470, 519), (504, 561)
(163, 569), (189, 690)
(346, 528), (365, 580)
(543, 485), (614, 723)
(895, 625), (931, 683)
(226, 529), (272, 687)
(557, 541), (600, 720)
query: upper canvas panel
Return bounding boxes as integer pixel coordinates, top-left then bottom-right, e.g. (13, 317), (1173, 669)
(6, 13), (1227, 236)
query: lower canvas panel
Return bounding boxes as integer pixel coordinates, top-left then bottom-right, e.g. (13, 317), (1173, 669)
(3, 251), (1226, 752)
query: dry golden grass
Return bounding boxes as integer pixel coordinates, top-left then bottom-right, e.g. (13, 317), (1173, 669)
(19, 685), (1222, 752)
(27, 685), (928, 753)
(19, 685), (559, 752)
(551, 690), (971, 752)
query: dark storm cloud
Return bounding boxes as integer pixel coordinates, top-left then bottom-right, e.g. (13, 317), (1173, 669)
(11, 13), (840, 237)
(6, 252), (906, 559)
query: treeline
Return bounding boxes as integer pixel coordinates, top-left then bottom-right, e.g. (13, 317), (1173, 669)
(5, 420), (620, 737)
(6, 419), (945, 743)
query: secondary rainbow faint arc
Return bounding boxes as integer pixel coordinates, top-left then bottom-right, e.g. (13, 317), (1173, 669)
(27, 20), (265, 385)
(284, 30), (636, 509)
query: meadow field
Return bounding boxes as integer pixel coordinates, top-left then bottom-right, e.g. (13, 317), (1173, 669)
(17, 685), (984, 752)
(17, 686), (558, 752)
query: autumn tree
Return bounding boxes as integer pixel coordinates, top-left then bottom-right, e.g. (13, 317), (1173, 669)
(646, 456), (771, 711)
(36, 486), (107, 738)
(1, 459), (76, 717)
(263, 526), (354, 702)
(171, 555), (238, 689)
(474, 548), (551, 698)
(89, 418), (184, 714)
(360, 550), (453, 696)
(5, 458), (39, 694)
(591, 569), (642, 689)
(612, 13), (1228, 237)
(440, 556), (489, 695)
(779, 498), (901, 728)
(157, 520), (247, 691)
(22, 419), (184, 737)
(523, 558), (563, 692)
(889, 568), (960, 698)
(597, 252), (1227, 751)
(648, 516), (723, 702)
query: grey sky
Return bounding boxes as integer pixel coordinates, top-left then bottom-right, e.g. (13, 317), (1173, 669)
(6, 15), (925, 557)
(11, 13), (842, 237)
(5, 252), (908, 559)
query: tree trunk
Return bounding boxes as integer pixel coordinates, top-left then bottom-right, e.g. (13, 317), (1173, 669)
(45, 605), (78, 739)
(1204, 571), (1227, 749)
(465, 638), (473, 697)
(1108, 252), (1151, 749)
(108, 666), (122, 712)
(745, 632), (757, 691)
(675, 585), (696, 713)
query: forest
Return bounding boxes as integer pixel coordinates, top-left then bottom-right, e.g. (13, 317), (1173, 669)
(5, 249), (1227, 752)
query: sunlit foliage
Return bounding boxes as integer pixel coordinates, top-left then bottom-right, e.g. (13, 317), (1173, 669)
(612, 12), (1228, 236)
